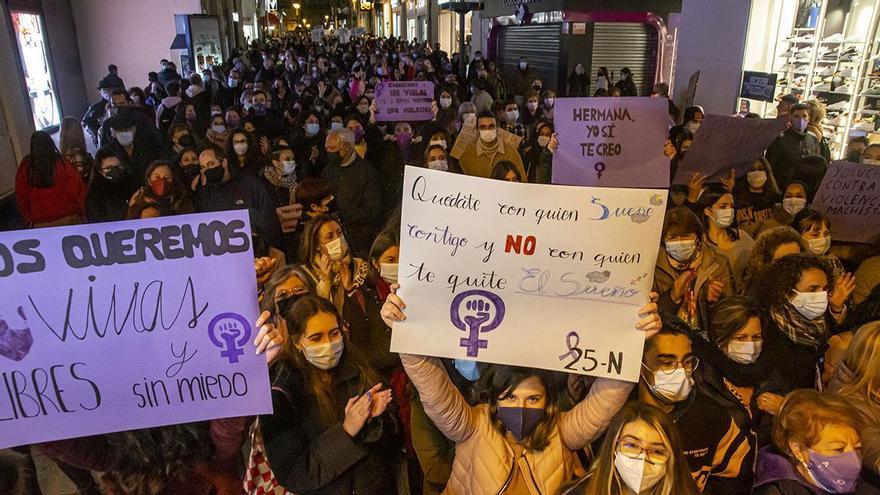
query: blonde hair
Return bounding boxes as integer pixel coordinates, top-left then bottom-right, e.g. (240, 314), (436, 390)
(805, 99), (826, 126)
(838, 321), (880, 400)
(773, 390), (862, 456)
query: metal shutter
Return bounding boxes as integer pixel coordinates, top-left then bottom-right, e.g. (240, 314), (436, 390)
(591, 22), (658, 96)
(498, 23), (563, 93)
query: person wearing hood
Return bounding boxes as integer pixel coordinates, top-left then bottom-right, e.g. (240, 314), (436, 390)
(693, 296), (787, 494)
(249, 89), (286, 138)
(156, 81), (185, 139)
(184, 73), (211, 135)
(766, 103), (821, 188)
(457, 111), (526, 179)
(754, 390), (865, 495)
(156, 59), (181, 88)
(98, 64), (125, 91)
(85, 147), (139, 223)
(105, 111), (164, 181)
(614, 67), (638, 96)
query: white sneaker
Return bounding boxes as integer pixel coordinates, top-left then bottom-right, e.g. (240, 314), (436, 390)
(813, 83), (831, 92)
(823, 33), (844, 43)
(855, 121), (875, 132)
(836, 85), (852, 94)
(839, 67), (853, 78)
(818, 66), (834, 76)
(827, 100), (850, 111)
(796, 51), (812, 60)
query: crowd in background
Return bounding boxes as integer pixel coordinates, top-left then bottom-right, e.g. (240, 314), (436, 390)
(5, 30), (880, 495)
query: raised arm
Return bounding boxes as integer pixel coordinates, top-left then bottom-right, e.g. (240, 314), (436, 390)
(401, 353), (478, 443)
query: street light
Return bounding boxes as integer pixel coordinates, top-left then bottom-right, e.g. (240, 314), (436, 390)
(293, 3), (301, 17)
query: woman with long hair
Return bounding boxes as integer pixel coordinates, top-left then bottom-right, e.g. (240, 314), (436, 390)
(734, 158), (781, 237)
(299, 215), (369, 312)
(380, 286), (663, 493)
(15, 130), (87, 227)
(697, 184), (755, 293)
(126, 160), (194, 219)
(259, 295), (397, 494)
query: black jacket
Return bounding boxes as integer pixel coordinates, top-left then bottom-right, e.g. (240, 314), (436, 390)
(194, 173), (281, 248)
(261, 358), (398, 495)
(85, 173), (139, 223)
(766, 128), (821, 188)
(290, 131), (326, 179)
(82, 99), (108, 142)
(760, 311), (827, 392)
(321, 155), (383, 259)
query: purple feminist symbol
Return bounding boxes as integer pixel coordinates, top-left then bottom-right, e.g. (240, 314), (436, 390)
(0, 306), (34, 362)
(450, 290), (506, 357)
(207, 312), (251, 364)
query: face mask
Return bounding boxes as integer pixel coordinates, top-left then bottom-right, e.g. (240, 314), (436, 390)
(427, 159), (449, 172)
(747, 171), (767, 188)
(463, 113), (476, 125)
(352, 128), (365, 144)
(648, 366), (693, 403)
(253, 103), (268, 116)
(211, 124), (226, 134)
(337, 79), (346, 89)
(864, 158), (880, 166)
(282, 160), (296, 177)
(324, 236), (348, 261)
(665, 239), (697, 263)
(131, 95), (141, 104)
(537, 135), (551, 148)
(301, 339), (343, 370)
(429, 139), (447, 149)
(228, 78), (239, 88)
(305, 123), (320, 136)
(103, 166), (123, 183)
(330, 122), (344, 130)
(380, 262), (398, 284)
(454, 359), (480, 381)
(181, 164), (200, 183)
(545, 98), (555, 108)
(686, 121), (701, 133)
(790, 290), (829, 320)
(495, 406), (546, 442)
(805, 235), (831, 256)
(204, 166), (224, 184)
(327, 151), (342, 168)
(439, 96), (452, 109)
(804, 449), (861, 493)
(712, 208), (735, 228)
(527, 101), (539, 112)
(792, 117), (808, 133)
(505, 110), (519, 123)
(726, 340), (762, 364)
(614, 452), (666, 494)
(519, 62), (528, 70)
(358, 105), (370, 115)
(233, 142), (249, 156)
(783, 197), (807, 216)
(115, 130), (135, 146)
(396, 132), (413, 150)
(479, 129), (497, 142)
(227, 118), (240, 129)
(149, 177), (171, 197)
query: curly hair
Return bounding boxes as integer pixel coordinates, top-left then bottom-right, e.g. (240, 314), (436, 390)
(753, 253), (834, 311)
(743, 226), (807, 291)
(772, 390), (862, 458)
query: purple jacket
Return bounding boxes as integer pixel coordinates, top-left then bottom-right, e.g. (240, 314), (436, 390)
(754, 447), (824, 495)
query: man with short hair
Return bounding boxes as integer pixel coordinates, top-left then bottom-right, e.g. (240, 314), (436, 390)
(457, 112), (526, 179)
(105, 112), (163, 180)
(776, 94), (798, 119)
(510, 56), (537, 104)
(321, 128), (382, 257)
(766, 102), (821, 187)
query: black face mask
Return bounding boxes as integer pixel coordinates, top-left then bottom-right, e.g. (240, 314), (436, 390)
(178, 134), (196, 149)
(204, 166), (224, 184)
(181, 164), (200, 183)
(104, 166), (124, 183)
(846, 150), (862, 162)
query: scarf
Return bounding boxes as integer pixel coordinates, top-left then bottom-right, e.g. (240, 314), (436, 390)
(770, 302), (828, 349)
(476, 136), (500, 159)
(668, 249), (703, 329)
(693, 333), (770, 388)
(263, 165), (295, 203)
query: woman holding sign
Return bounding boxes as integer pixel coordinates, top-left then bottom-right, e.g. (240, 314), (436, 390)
(380, 285), (663, 494)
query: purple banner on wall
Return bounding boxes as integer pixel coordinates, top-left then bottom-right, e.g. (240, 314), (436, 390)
(375, 81), (435, 121)
(0, 211), (272, 449)
(552, 97), (670, 188)
(811, 161), (880, 244)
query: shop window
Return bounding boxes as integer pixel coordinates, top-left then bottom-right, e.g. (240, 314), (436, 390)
(10, 11), (60, 131)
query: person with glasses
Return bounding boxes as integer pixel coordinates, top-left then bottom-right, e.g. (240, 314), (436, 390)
(563, 402), (699, 495)
(638, 325), (749, 491)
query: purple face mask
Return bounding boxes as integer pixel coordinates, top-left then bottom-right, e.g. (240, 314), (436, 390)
(353, 127), (365, 144)
(396, 132), (412, 151)
(495, 406), (546, 442)
(806, 450), (861, 493)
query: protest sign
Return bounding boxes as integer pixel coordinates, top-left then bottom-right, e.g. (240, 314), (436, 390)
(392, 166), (668, 382)
(552, 97), (670, 188)
(673, 114), (788, 184)
(374, 81), (435, 122)
(811, 161), (880, 243)
(740, 71), (777, 102)
(0, 211), (271, 449)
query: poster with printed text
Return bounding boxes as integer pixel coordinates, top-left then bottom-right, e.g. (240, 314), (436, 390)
(375, 81), (435, 121)
(392, 166), (668, 382)
(811, 161), (880, 243)
(553, 97), (670, 188)
(0, 211), (272, 449)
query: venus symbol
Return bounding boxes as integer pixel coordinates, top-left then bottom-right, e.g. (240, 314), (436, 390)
(450, 290), (506, 357)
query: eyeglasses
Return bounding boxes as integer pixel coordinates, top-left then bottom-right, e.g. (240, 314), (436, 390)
(644, 356), (700, 375)
(618, 439), (670, 464)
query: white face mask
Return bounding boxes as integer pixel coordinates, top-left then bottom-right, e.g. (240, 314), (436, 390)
(805, 235), (831, 256)
(427, 159), (449, 172)
(282, 160), (297, 177)
(301, 339), (343, 370)
(463, 113), (476, 124)
(439, 96), (452, 109)
(479, 129), (497, 142)
(782, 197), (807, 216)
(380, 262), (398, 284)
(519, 61), (528, 70)
(614, 452), (666, 494)
(792, 117), (809, 133)
(747, 170), (767, 188)
(537, 135), (551, 148)
(429, 139), (447, 149)
(233, 142), (249, 156)
(665, 239), (697, 263)
(211, 124), (226, 134)
(647, 366), (693, 403)
(324, 236), (348, 261)
(228, 78), (239, 88)
(115, 130), (135, 146)
(686, 121), (701, 133)
(506, 110), (519, 123)
(527, 101), (539, 112)
(712, 208), (735, 229)
(790, 290), (829, 320)
(726, 340), (762, 364)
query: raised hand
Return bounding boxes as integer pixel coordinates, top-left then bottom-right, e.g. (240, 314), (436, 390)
(253, 310), (286, 365)
(706, 277), (725, 303)
(671, 270), (696, 304)
(636, 292), (662, 339)
(380, 284), (406, 328)
(830, 272), (856, 313)
(687, 172), (707, 204)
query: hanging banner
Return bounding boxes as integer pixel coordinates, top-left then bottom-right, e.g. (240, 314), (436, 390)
(552, 97), (670, 188)
(392, 166), (668, 382)
(811, 161), (880, 243)
(374, 81), (435, 122)
(0, 211), (272, 449)
(673, 114), (788, 184)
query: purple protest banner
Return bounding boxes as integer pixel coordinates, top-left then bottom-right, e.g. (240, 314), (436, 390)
(0, 211), (271, 449)
(375, 81), (435, 121)
(811, 161), (880, 243)
(672, 114), (788, 184)
(553, 97), (669, 188)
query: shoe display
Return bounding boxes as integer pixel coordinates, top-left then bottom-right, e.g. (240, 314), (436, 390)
(823, 33), (844, 43)
(827, 100), (850, 111)
(835, 85), (852, 94)
(796, 51), (812, 60)
(818, 66), (835, 76)
(854, 121), (875, 132)
(795, 64), (810, 73)
(813, 83), (831, 92)
(839, 67), (854, 78)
